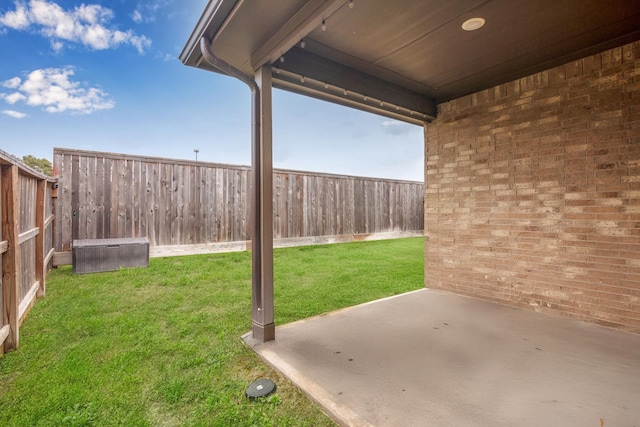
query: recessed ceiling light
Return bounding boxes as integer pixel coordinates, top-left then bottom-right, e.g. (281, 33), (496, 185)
(461, 17), (485, 31)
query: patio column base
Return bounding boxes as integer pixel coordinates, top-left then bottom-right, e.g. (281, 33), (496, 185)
(253, 322), (275, 342)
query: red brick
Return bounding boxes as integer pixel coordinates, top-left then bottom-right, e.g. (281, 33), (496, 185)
(424, 41), (640, 333)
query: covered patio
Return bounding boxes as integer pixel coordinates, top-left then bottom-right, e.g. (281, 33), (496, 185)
(181, 0), (640, 424)
(243, 289), (640, 426)
(182, 0), (640, 341)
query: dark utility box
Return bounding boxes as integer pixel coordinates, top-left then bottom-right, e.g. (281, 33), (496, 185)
(72, 237), (149, 274)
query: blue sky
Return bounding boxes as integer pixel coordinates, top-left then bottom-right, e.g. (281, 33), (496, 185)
(0, 0), (424, 181)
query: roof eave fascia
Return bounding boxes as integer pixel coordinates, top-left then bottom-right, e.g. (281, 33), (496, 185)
(179, 0), (241, 68)
(249, 0), (347, 71)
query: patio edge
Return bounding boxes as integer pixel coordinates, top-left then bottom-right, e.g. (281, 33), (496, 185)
(242, 332), (375, 427)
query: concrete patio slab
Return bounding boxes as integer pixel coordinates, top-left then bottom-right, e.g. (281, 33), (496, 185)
(243, 289), (640, 427)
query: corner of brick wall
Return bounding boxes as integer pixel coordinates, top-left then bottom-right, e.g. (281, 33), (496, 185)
(424, 41), (640, 333)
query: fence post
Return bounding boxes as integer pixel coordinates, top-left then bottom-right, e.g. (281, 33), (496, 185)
(1, 164), (20, 352)
(36, 179), (45, 297)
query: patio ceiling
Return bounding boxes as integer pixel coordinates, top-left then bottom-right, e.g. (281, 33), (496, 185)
(180, 0), (640, 125)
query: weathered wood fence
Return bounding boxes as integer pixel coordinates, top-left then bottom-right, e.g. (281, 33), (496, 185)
(53, 148), (423, 255)
(1, 150), (55, 354)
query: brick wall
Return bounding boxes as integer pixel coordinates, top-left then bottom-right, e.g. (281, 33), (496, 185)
(424, 41), (640, 333)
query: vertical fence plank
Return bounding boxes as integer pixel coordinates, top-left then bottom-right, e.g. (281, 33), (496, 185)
(214, 167), (222, 242)
(204, 166), (211, 243)
(144, 162), (155, 246)
(78, 154), (88, 240)
(56, 153), (71, 251)
(345, 177), (354, 234)
(223, 168), (231, 241)
(130, 159), (138, 238)
(295, 174), (303, 237)
(120, 159), (131, 237)
(35, 180), (45, 297)
(172, 163), (183, 245)
(136, 159), (144, 239)
(151, 161), (158, 245)
(354, 179), (364, 234)
(71, 155), (79, 243)
(103, 157), (112, 239)
(44, 183), (54, 272)
(94, 155), (104, 239)
(159, 162), (170, 245)
(1, 164), (20, 352)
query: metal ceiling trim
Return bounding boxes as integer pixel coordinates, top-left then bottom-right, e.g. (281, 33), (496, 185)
(273, 75), (430, 125)
(277, 47), (436, 118)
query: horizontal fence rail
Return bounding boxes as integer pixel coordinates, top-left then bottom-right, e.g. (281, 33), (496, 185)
(54, 148), (423, 254)
(1, 149), (55, 354)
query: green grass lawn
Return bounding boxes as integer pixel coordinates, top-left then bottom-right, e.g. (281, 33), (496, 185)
(0, 238), (424, 426)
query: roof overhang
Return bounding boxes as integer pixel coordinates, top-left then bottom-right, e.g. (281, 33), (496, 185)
(181, 0), (640, 125)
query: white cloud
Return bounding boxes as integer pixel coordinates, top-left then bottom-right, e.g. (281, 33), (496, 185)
(3, 92), (26, 104)
(132, 10), (142, 23)
(51, 39), (63, 51)
(0, 0), (151, 53)
(131, 1), (167, 24)
(156, 52), (175, 62)
(75, 4), (112, 24)
(0, 2), (29, 29)
(381, 120), (418, 136)
(381, 120), (403, 127)
(2, 76), (21, 88)
(2, 109), (28, 118)
(127, 33), (151, 53)
(0, 67), (115, 114)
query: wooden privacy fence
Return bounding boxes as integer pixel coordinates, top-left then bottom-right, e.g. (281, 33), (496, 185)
(1, 150), (55, 354)
(54, 148), (423, 254)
